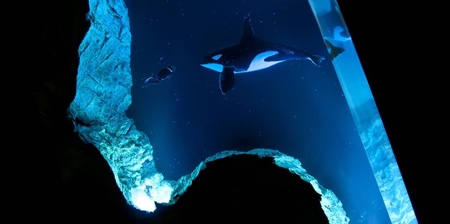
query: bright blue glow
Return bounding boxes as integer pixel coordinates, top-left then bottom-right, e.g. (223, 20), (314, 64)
(333, 26), (350, 42)
(130, 188), (155, 212)
(130, 173), (174, 212)
(310, 0), (417, 223)
(69, 0), (417, 223)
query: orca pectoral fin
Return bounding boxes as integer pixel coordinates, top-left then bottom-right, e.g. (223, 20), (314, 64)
(219, 67), (235, 94)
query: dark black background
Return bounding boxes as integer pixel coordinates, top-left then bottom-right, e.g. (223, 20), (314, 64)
(20, 0), (433, 223)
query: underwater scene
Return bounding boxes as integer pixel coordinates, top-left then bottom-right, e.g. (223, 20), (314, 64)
(68, 0), (417, 223)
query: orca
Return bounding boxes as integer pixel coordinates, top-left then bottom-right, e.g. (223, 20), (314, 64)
(200, 14), (325, 94)
(142, 65), (176, 88)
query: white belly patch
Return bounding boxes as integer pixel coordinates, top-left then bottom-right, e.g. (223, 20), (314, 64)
(246, 51), (284, 72)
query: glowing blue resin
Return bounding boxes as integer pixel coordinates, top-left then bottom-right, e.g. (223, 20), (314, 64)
(68, 0), (417, 223)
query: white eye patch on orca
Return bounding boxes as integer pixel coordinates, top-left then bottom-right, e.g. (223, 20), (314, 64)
(200, 63), (224, 73)
(211, 54), (222, 60)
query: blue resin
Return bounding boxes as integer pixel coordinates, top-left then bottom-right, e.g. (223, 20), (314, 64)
(68, 0), (417, 223)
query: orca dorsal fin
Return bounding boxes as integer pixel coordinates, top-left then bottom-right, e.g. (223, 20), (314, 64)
(240, 13), (255, 42)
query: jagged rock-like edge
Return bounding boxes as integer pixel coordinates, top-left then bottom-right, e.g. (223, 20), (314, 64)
(169, 148), (349, 224)
(67, 0), (162, 211)
(68, 0), (349, 223)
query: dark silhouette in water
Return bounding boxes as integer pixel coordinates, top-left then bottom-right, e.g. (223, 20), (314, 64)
(324, 39), (345, 61)
(142, 65), (176, 88)
(153, 155), (329, 223)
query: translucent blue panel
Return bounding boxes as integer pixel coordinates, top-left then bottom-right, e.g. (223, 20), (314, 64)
(69, 0), (417, 223)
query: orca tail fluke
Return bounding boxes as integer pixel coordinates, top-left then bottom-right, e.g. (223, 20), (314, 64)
(329, 44), (345, 61)
(324, 39), (345, 61)
(329, 46), (345, 61)
(310, 54), (325, 67)
(298, 49), (325, 67)
(219, 67), (235, 94)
